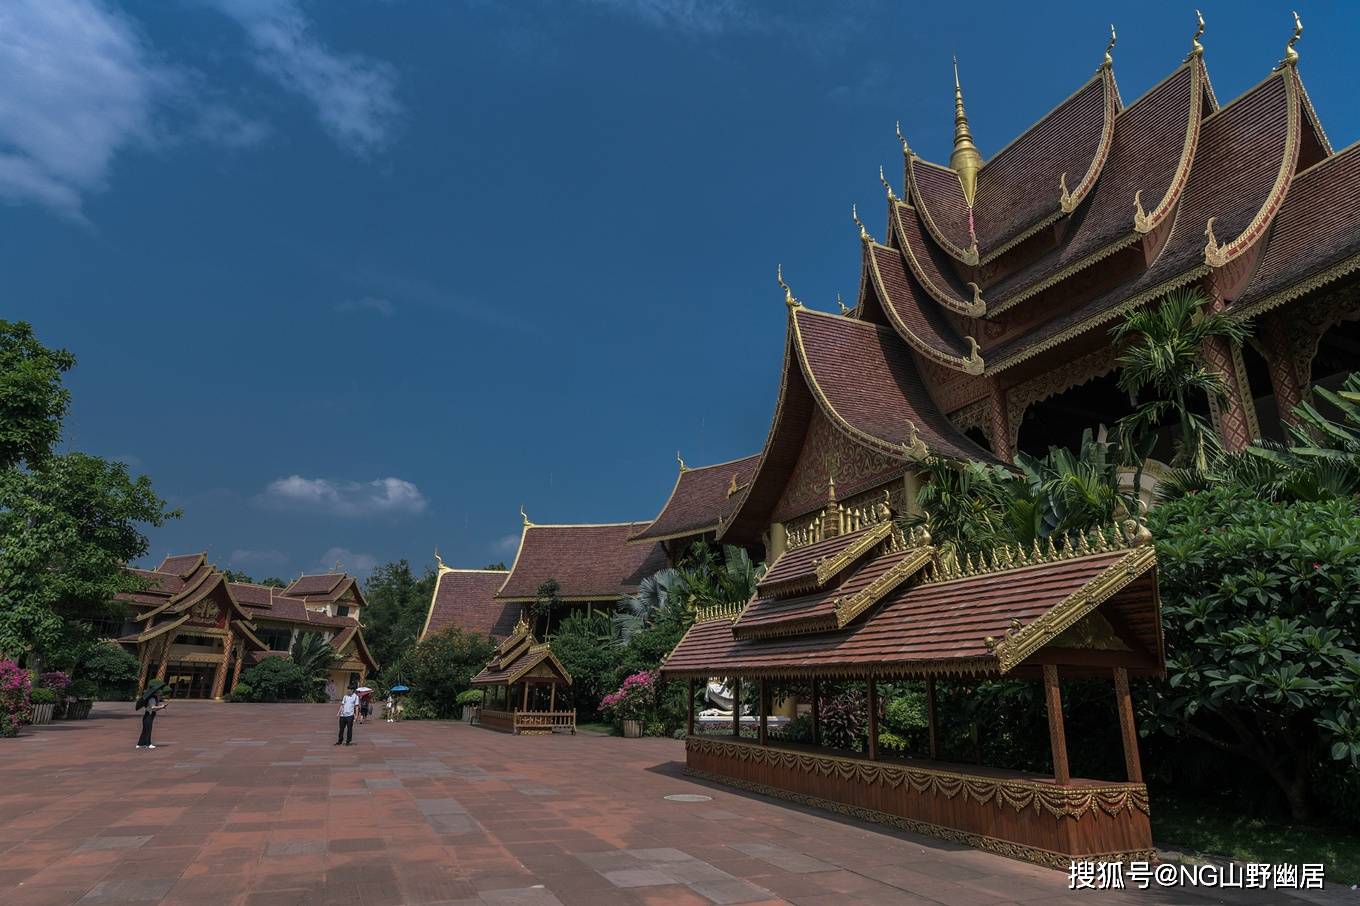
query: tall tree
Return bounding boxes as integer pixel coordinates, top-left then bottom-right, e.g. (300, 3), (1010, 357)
(0, 322), (175, 665)
(362, 560), (437, 670)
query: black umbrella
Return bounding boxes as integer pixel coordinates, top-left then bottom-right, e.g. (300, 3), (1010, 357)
(136, 680), (167, 710)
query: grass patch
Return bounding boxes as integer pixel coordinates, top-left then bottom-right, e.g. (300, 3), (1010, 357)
(576, 722), (615, 736)
(1152, 795), (1360, 885)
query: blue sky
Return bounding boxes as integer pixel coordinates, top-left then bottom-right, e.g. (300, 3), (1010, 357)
(4, 1), (1355, 580)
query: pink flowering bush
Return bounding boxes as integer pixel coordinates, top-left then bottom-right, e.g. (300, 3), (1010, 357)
(0, 660), (32, 738)
(600, 670), (657, 722)
(39, 671), (71, 695)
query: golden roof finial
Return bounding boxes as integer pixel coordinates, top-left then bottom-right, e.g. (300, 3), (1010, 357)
(836, 293), (850, 315)
(1102, 23), (1117, 70)
(1277, 11), (1302, 69)
(676, 451), (687, 472)
(1185, 10), (1205, 62)
(949, 55), (982, 208)
(851, 203), (870, 242)
(334, 558), (343, 571)
(777, 264), (800, 309)
(895, 121), (912, 158)
(879, 165), (896, 201)
(519, 504), (532, 526)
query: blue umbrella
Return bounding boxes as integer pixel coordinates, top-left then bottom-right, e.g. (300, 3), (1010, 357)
(390, 684), (410, 694)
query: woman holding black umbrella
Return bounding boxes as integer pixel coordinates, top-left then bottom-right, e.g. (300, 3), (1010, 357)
(136, 680), (168, 749)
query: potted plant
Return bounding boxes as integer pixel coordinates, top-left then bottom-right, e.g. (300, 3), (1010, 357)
(602, 670), (657, 738)
(63, 679), (96, 720)
(456, 689), (483, 723)
(29, 687), (58, 725)
(38, 671), (71, 719)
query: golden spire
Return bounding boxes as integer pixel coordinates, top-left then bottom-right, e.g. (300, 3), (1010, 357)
(836, 293), (850, 315)
(949, 56), (982, 207)
(1185, 10), (1205, 62)
(676, 451), (687, 472)
(1101, 23), (1117, 70)
(851, 203), (870, 242)
(777, 264), (800, 309)
(1277, 11), (1302, 69)
(519, 504), (532, 526)
(879, 165), (895, 201)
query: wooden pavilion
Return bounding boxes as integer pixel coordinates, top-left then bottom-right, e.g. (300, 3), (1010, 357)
(661, 499), (1161, 868)
(470, 619), (576, 735)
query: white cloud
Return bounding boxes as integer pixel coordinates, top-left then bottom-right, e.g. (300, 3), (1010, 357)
(208, 0), (400, 156)
(0, 0), (170, 219)
(584, 0), (756, 35)
(336, 296), (394, 316)
(260, 475), (427, 517)
(319, 547), (378, 573)
(493, 534), (521, 555)
(228, 548), (288, 568)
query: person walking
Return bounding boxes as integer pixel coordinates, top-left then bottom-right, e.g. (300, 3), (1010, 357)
(337, 686), (359, 746)
(357, 687), (372, 724)
(135, 681), (168, 749)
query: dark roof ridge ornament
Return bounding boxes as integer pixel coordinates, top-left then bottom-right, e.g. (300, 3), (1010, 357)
(1276, 11), (1302, 70)
(1185, 10), (1205, 62)
(777, 264), (801, 310)
(949, 55), (982, 208)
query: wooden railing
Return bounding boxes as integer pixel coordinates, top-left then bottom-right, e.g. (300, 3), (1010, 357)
(476, 708), (575, 735)
(514, 710), (576, 734)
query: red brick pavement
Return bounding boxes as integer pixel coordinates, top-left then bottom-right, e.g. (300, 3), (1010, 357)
(0, 703), (1346, 905)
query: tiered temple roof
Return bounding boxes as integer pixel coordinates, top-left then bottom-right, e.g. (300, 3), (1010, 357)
(471, 619), (572, 687)
(664, 524), (1161, 680)
(420, 566), (520, 641)
(631, 454), (760, 543)
(496, 520), (668, 602)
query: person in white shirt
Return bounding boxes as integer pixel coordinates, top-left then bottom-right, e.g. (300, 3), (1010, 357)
(337, 687), (360, 745)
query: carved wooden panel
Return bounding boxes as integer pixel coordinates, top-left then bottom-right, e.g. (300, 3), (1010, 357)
(772, 409), (904, 525)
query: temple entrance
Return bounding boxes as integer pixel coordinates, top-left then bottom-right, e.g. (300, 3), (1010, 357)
(1310, 314), (1360, 393)
(1016, 372), (1138, 458)
(166, 663), (218, 699)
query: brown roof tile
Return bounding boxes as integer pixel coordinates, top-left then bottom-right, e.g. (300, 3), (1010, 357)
(865, 243), (979, 370)
(157, 553), (206, 578)
(632, 455), (760, 542)
(285, 573), (345, 598)
(1234, 142), (1360, 313)
(662, 548), (1157, 677)
(496, 523), (669, 601)
(793, 308), (996, 463)
(421, 569), (519, 640)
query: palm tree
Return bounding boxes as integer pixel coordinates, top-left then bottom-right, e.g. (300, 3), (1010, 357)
(614, 543), (764, 644)
(1111, 287), (1250, 473)
(291, 632), (337, 695)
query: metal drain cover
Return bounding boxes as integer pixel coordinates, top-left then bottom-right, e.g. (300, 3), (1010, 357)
(664, 794), (713, 802)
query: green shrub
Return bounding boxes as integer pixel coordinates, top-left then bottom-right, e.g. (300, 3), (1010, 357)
(235, 658), (309, 702)
(76, 642), (139, 700)
(228, 682), (254, 703)
(399, 699), (439, 721)
(398, 626), (496, 718)
(29, 687), (57, 705)
(549, 612), (624, 722)
(455, 689), (484, 706)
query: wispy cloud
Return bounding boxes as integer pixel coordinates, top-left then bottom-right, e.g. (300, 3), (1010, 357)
(584, 0), (757, 36)
(208, 0), (400, 156)
(0, 0), (169, 220)
(493, 534), (521, 555)
(319, 547), (378, 574)
(229, 548), (288, 568)
(259, 475), (427, 517)
(336, 296), (395, 316)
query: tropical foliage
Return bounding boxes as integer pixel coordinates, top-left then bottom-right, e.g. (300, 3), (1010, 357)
(548, 611), (622, 722)
(75, 642), (140, 701)
(382, 626), (496, 719)
(290, 632), (338, 701)
(361, 559), (439, 671)
(1110, 287), (1249, 472)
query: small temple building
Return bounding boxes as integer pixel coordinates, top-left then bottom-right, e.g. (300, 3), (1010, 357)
(115, 554), (377, 700)
(629, 454), (761, 563)
(470, 617), (575, 734)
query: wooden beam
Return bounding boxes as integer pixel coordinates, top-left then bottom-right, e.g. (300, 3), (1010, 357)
(758, 679), (768, 746)
(687, 679), (696, 736)
(867, 678), (879, 761)
(810, 677), (820, 746)
(926, 676), (939, 760)
(732, 677), (741, 737)
(1113, 667), (1144, 783)
(1043, 664), (1070, 785)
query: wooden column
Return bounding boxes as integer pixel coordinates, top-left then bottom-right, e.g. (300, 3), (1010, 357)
(925, 676), (939, 760)
(229, 643), (244, 693)
(758, 679), (768, 746)
(866, 678), (879, 761)
(987, 378), (1015, 462)
(810, 678), (820, 746)
(1043, 665), (1071, 785)
(210, 633), (231, 700)
(521, 683), (529, 711)
(155, 635), (173, 682)
(687, 679), (696, 736)
(137, 643), (151, 691)
(549, 683), (556, 713)
(1260, 313), (1307, 426)
(1113, 667), (1144, 784)
(731, 678), (741, 737)
(1201, 335), (1254, 452)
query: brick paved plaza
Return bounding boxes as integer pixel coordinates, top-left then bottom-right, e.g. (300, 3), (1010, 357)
(0, 703), (1349, 906)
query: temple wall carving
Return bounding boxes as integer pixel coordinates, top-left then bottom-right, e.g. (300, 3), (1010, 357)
(771, 408), (905, 525)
